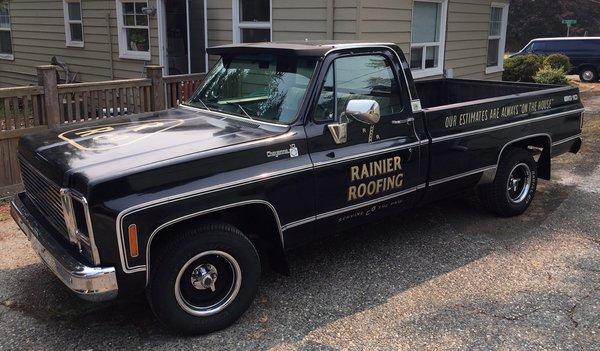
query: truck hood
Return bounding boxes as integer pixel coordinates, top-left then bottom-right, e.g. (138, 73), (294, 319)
(18, 107), (288, 187)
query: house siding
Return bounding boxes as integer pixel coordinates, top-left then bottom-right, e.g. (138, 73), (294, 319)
(271, 0), (328, 41)
(0, 0), (508, 87)
(206, 0), (231, 66)
(445, 0), (509, 80)
(333, 0), (357, 40)
(360, 0), (411, 55)
(0, 0), (160, 87)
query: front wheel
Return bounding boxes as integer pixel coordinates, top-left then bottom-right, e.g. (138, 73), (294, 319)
(147, 222), (261, 335)
(478, 148), (538, 217)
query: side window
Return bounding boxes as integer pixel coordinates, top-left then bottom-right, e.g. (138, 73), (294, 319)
(531, 41), (546, 52)
(552, 41), (570, 53)
(314, 67), (335, 122)
(334, 55), (402, 119)
(313, 54), (403, 123)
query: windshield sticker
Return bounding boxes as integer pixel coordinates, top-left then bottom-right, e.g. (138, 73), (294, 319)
(443, 98), (554, 129)
(58, 119), (184, 151)
(347, 156), (404, 202)
(266, 144), (299, 158)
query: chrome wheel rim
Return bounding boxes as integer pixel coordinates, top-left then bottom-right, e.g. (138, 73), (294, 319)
(507, 163), (532, 204)
(175, 250), (242, 317)
(582, 70), (594, 81)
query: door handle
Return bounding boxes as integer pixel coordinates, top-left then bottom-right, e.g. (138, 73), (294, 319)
(391, 117), (414, 125)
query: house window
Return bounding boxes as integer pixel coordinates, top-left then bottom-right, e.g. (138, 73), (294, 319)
(410, 0), (447, 78)
(116, 0), (150, 60)
(0, 0), (12, 59)
(63, 0), (84, 47)
(233, 0), (271, 43)
(486, 3), (509, 74)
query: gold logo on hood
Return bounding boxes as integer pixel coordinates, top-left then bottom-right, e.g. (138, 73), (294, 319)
(58, 119), (184, 151)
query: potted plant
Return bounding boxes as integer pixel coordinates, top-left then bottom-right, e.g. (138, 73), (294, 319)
(129, 30), (147, 51)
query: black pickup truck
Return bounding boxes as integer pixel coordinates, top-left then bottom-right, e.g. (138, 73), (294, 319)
(10, 42), (584, 334)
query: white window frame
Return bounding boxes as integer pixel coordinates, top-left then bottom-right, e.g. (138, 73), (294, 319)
(232, 0), (272, 43)
(485, 2), (509, 74)
(0, 0), (13, 60)
(63, 0), (84, 47)
(116, 0), (151, 61)
(410, 0), (448, 79)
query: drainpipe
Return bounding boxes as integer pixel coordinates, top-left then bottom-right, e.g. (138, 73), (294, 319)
(356, 0), (363, 40)
(327, 0), (334, 40)
(106, 11), (114, 79)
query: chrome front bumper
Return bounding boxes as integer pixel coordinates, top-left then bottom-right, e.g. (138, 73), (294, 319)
(10, 193), (118, 302)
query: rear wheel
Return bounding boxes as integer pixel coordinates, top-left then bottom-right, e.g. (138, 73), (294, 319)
(478, 148), (538, 217)
(579, 67), (598, 83)
(147, 222), (261, 335)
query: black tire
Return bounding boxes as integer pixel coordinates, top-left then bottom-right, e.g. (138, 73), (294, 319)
(477, 148), (538, 217)
(579, 67), (598, 83)
(147, 222), (261, 335)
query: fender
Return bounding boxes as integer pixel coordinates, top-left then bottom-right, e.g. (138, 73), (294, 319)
(496, 133), (552, 166)
(142, 199), (284, 284)
(479, 133), (552, 185)
(113, 162), (312, 274)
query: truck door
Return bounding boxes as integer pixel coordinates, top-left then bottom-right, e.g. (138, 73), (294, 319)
(305, 48), (425, 234)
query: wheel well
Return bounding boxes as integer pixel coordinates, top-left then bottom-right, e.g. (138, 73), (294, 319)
(147, 202), (290, 281)
(499, 135), (551, 180)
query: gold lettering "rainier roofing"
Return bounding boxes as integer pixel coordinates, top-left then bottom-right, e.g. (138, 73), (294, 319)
(350, 156), (402, 182)
(348, 156), (404, 201)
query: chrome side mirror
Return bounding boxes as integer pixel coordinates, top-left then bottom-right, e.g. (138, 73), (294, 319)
(344, 99), (380, 125)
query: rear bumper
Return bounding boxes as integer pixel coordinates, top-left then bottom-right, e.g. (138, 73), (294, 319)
(10, 193), (118, 302)
(552, 134), (583, 157)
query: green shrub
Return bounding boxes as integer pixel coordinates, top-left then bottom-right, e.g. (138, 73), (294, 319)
(534, 67), (569, 85)
(544, 54), (571, 73)
(503, 54), (545, 82)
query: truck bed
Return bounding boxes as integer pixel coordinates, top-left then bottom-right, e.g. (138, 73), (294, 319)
(415, 78), (558, 110)
(414, 78), (583, 195)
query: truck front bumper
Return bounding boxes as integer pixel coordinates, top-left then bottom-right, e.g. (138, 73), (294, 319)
(10, 193), (118, 302)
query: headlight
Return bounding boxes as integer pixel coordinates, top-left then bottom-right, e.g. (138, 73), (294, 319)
(60, 189), (101, 265)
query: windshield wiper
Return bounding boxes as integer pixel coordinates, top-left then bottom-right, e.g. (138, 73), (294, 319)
(192, 98), (211, 111)
(230, 103), (253, 120)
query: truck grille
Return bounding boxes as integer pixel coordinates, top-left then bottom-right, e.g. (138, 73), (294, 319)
(19, 159), (69, 237)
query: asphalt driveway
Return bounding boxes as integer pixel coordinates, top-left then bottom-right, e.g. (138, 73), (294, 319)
(0, 92), (599, 350)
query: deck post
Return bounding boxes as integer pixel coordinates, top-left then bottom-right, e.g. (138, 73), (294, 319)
(37, 65), (61, 127)
(146, 66), (165, 111)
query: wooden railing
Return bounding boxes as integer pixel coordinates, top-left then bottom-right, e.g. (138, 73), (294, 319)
(164, 73), (205, 108)
(0, 65), (205, 195)
(57, 78), (153, 123)
(0, 86), (45, 131)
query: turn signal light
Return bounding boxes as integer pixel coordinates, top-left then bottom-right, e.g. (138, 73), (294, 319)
(128, 224), (139, 258)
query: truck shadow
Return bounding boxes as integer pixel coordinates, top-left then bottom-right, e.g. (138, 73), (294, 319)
(0, 179), (576, 349)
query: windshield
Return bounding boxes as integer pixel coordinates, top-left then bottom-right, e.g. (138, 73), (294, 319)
(186, 54), (318, 124)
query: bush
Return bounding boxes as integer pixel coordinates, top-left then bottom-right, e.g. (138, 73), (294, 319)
(534, 67), (569, 85)
(503, 54), (545, 82)
(544, 54), (571, 73)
